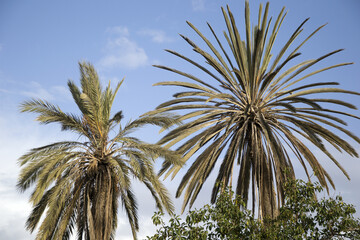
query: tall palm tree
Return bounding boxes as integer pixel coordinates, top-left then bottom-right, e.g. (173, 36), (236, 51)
(144, 2), (360, 218)
(18, 62), (180, 240)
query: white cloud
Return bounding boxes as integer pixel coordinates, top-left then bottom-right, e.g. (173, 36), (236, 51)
(138, 29), (173, 43)
(106, 26), (129, 36)
(0, 88), (10, 93)
(20, 81), (70, 101)
(99, 26), (149, 70)
(21, 81), (55, 100)
(0, 113), (59, 240)
(0, 174), (33, 240)
(192, 0), (205, 11)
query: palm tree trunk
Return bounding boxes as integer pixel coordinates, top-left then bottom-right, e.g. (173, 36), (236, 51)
(260, 155), (278, 219)
(89, 166), (114, 240)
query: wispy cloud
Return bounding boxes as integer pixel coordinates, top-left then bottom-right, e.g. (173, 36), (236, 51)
(20, 81), (70, 101)
(138, 29), (173, 43)
(99, 26), (148, 70)
(21, 81), (55, 100)
(106, 26), (129, 36)
(192, 0), (205, 11)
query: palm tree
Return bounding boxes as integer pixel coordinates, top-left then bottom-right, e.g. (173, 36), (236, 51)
(18, 62), (180, 240)
(144, 2), (360, 218)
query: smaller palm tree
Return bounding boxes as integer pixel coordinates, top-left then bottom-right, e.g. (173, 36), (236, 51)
(18, 62), (180, 240)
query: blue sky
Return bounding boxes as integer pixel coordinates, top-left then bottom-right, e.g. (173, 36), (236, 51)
(1, 0), (360, 239)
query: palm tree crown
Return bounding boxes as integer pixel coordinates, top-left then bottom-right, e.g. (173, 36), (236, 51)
(145, 2), (360, 218)
(18, 62), (180, 239)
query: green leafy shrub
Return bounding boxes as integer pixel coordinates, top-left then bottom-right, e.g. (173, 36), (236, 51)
(147, 179), (360, 240)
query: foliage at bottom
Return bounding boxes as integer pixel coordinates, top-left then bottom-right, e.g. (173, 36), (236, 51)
(147, 179), (360, 240)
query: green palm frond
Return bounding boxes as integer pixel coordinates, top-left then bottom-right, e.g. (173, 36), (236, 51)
(18, 62), (180, 239)
(20, 99), (88, 136)
(145, 2), (360, 218)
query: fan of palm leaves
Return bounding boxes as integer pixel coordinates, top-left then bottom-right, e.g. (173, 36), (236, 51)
(18, 62), (181, 240)
(144, 2), (360, 218)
